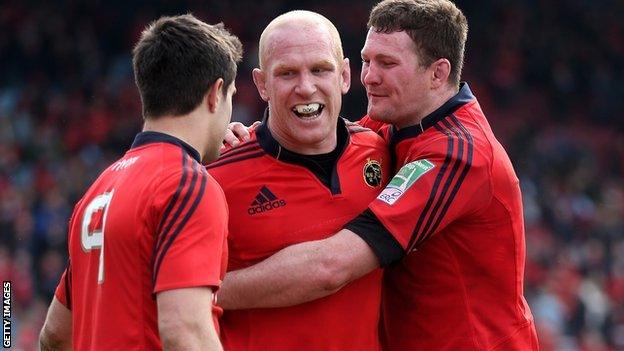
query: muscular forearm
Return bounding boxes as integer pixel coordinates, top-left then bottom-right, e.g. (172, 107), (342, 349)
(218, 229), (380, 309)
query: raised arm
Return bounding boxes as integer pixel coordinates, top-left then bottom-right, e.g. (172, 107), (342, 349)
(217, 229), (380, 310)
(157, 287), (222, 351)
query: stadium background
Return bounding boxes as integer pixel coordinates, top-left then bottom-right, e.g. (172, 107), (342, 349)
(1, 0), (623, 349)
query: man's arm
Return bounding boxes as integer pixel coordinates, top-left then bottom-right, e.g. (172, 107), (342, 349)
(40, 297), (72, 351)
(157, 287), (222, 351)
(218, 229), (380, 310)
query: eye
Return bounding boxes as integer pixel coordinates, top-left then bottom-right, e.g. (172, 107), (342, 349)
(312, 66), (333, 75)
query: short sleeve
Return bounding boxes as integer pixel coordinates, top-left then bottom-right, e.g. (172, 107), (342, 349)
(369, 141), (487, 252)
(54, 263), (71, 309)
(151, 159), (228, 293)
(344, 209), (405, 267)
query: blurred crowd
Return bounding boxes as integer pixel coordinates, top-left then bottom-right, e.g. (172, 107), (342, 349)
(1, 0), (622, 350)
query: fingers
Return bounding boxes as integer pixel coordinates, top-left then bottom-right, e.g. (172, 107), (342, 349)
(223, 128), (241, 147)
(231, 122), (252, 141)
(223, 122), (253, 147)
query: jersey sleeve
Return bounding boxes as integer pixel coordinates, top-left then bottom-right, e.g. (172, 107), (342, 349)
(54, 263), (72, 309)
(344, 209), (404, 267)
(151, 160), (228, 294)
(368, 139), (488, 253)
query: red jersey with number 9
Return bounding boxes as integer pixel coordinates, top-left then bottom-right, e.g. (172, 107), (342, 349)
(54, 132), (228, 350)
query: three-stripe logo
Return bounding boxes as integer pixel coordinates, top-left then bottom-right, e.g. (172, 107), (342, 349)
(248, 186), (286, 215)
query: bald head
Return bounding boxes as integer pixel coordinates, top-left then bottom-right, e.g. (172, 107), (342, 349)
(259, 10), (343, 69)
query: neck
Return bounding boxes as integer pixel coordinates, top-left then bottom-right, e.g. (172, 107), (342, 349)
(142, 111), (209, 160)
(267, 117), (337, 155)
(400, 85), (459, 130)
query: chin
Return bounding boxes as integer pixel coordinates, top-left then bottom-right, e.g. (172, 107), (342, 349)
(368, 109), (393, 123)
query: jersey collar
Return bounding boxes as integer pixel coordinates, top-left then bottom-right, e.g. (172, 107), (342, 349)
(255, 108), (349, 163)
(390, 82), (475, 144)
(255, 108), (350, 194)
(131, 131), (202, 163)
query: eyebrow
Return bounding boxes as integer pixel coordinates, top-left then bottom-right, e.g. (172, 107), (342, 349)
(272, 59), (336, 72)
(314, 59), (336, 68)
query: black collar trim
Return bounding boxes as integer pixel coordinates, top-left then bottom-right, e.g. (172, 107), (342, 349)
(390, 82), (475, 144)
(130, 131), (201, 163)
(255, 108), (349, 194)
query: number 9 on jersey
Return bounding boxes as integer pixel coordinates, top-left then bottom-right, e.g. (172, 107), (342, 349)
(81, 191), (114, 284)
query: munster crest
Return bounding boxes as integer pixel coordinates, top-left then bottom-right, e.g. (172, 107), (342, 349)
(363, 158), (382, 187)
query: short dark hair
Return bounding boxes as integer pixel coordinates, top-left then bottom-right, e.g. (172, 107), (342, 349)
(368, 0), (468, 86)
(133, 14), (243, 118)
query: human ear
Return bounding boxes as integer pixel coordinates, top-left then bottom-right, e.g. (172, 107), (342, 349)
(341, 58), (351, 94)
(431, 58), (451, 89)
(252, 68), (269, 102)
(207, 78), (225, 112)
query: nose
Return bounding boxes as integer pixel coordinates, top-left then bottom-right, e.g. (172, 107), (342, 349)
(294, 72), (316, 97)
(362, 64), (381, 86)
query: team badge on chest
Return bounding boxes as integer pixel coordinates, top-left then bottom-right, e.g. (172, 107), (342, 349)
(363, 158), (383, 187)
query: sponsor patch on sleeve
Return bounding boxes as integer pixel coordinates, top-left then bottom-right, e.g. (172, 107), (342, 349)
(376, 159), (435, 205)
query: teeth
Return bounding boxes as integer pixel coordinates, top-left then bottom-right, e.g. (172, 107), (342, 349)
(293, 103), (321, 114)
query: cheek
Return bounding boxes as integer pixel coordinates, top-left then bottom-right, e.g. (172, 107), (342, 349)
(271, 85), (291, 103)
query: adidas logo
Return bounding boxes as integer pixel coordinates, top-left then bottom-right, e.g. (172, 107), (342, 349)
(247, 186), (287, 215)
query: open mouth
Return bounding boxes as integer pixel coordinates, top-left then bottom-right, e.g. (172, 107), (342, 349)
(292, 103), (325, 119)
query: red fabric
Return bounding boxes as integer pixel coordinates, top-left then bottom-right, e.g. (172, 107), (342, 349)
(370, 98), (538, 350)
(55, 140), (228, 350)
(208, 124), (390, 351)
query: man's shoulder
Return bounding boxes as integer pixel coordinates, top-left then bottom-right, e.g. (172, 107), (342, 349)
(343, 119), (389, 150)
(207, 133), (266, 170)
(206, 133), (271, 188)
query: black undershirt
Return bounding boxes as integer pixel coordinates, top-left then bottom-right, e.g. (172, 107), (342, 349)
(278, 145), (340, 189)
(255, 114), (348, 194)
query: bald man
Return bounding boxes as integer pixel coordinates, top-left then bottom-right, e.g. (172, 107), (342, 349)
(206, 11), (390, 351)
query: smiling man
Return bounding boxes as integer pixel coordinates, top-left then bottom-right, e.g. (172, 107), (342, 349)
(206, 10), (390, 351)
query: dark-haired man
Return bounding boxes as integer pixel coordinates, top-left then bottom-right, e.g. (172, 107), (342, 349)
(219, 1), (538, 349)
(39, 14), (242, 351)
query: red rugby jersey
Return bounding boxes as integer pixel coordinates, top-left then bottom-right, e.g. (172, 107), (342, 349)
(55, 132), (228, 350)
(207, 117), (390, 351)
(348, 83), (538, 350)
